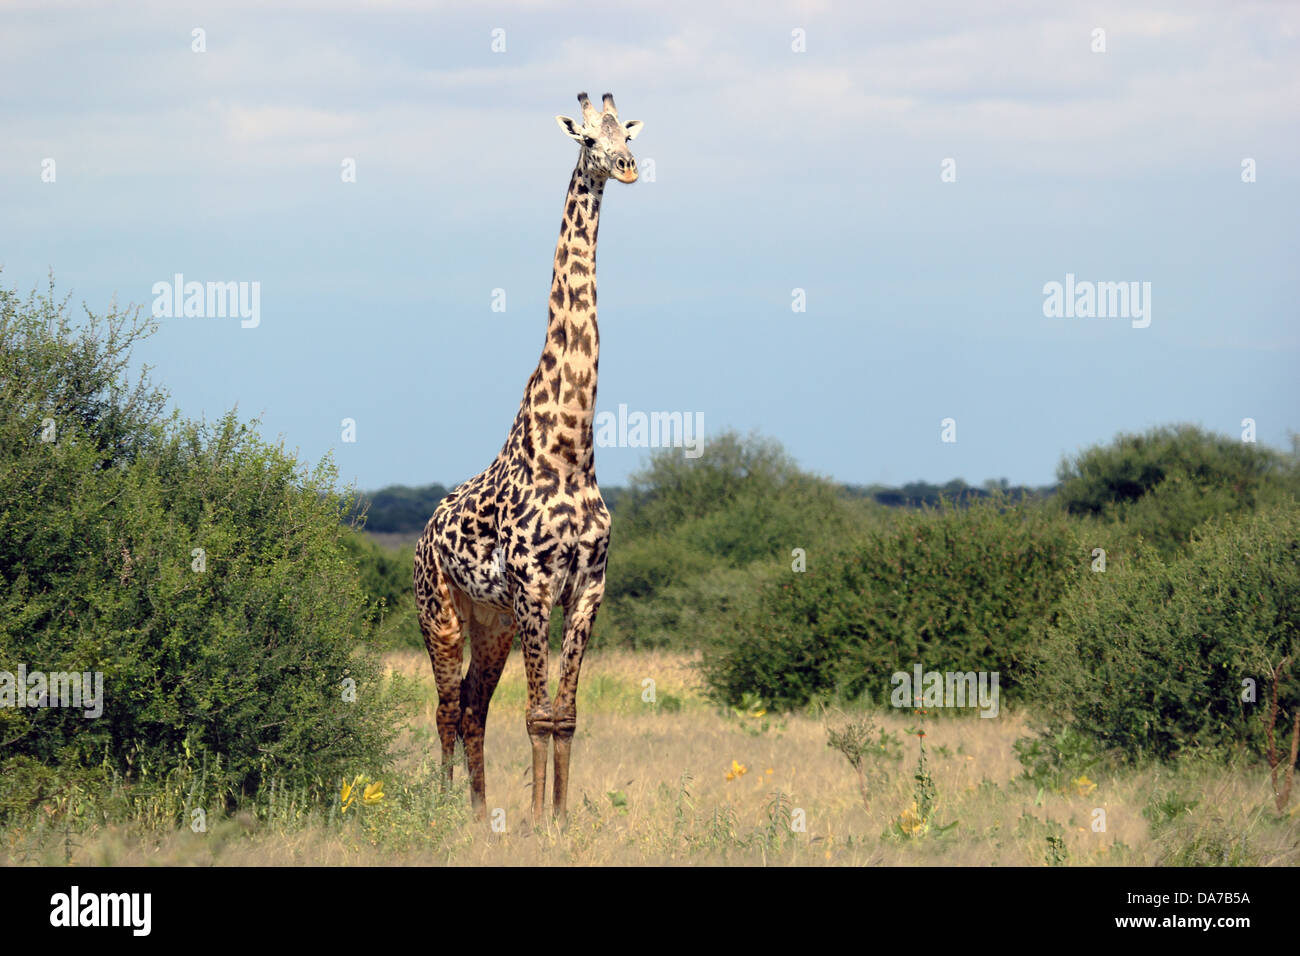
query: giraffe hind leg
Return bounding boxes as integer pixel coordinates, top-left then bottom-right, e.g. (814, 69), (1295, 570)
(415, 547), (466, 791)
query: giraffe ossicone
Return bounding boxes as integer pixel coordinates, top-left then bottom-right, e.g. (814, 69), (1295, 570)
(413, 91), (644, 825)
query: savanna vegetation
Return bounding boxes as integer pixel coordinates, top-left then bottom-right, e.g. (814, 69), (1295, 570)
(0, 280), (410, 821)
(2, 277), (1298, 865)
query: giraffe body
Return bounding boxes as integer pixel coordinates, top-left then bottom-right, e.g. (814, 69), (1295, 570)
(413, 92), (642, 824)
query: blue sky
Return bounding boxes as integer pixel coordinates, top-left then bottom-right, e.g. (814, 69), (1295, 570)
(2, 1), (1297, 491)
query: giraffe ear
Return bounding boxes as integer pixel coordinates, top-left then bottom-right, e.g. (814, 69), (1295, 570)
(556, 115), (593, 147)
(623, 120), (644, 141)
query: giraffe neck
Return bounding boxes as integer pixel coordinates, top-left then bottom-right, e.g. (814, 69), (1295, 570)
(516, 154), (607, 474)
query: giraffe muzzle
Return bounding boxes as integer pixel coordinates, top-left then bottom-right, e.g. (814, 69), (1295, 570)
(613, 157), (638, 183)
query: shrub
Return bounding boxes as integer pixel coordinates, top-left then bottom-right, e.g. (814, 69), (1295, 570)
(1030, 501), (1300, 762)
(617, 432), (805, 533)
(596, 432), (864, 649)
(1055, 424), (1299, 555)
(701, 496), (1081, 709)
(340, 531), (423, 649)
(0, 278), (409, 817)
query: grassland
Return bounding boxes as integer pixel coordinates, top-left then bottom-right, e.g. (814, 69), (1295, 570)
(6, 650), (1297, 866)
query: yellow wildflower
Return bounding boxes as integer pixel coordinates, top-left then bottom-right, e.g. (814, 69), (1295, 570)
(898, 801), (926, 836)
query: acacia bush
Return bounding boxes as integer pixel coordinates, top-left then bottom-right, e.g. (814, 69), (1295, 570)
(1055, 424), (1300, 556)
(0, 279), (409, 817)
(701, 497), (1082, 709)
(596, 432), (866, 649)
(340, 529), (424, 648)
(1030, 501), (1300, 762)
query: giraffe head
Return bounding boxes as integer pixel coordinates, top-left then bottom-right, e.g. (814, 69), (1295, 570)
(555, 92), (643, 184)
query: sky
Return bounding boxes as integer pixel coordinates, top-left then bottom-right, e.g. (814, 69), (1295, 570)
(2, 0), (1297, 492)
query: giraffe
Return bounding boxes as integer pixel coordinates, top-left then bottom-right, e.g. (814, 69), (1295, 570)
(413, 92), (643, 825)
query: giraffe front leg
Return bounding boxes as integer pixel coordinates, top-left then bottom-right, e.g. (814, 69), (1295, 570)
(460, 605), (514, 822)
(514, 593), (554, 825)
(552, 576), (605, 826)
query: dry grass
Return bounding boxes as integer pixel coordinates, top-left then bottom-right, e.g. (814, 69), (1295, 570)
(5, 650), (1298, 866)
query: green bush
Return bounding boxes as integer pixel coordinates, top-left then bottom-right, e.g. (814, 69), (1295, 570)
(617, 432), (804, 533)
(1055, 424), (1299, 555)
(701, 496), (1082, 709)
(340, 531), (423, 649)
(603, 531), (718, 606)
(596, 432), (866, 649)
(1030, 501), (1300, 762)
(0, 278), (409, 817)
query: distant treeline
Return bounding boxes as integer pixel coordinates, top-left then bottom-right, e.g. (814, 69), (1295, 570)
(352, 476), (1052, 534)
(839, 478), (1054, 508)
(348, 483), (450, 534)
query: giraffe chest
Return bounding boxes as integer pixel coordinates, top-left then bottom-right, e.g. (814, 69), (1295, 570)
(431, 474), (610, 612)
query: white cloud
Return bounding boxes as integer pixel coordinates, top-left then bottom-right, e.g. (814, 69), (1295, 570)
(0, 0), (1295, 203)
